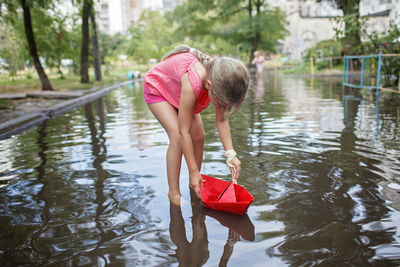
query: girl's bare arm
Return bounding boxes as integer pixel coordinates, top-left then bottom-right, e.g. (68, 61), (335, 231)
(215, 107), (241, 179)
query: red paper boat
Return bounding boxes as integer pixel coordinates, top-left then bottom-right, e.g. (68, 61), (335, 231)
(200, 174), (254, 215)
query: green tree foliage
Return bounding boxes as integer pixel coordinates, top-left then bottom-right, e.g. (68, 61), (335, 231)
(319, 0), (362, 54)
(364, 22), (400, 88)
(127, 9), (176, 63)
(304, 39), (343, 70)
(0, 0), (55, 90)
(169, 0), (288, 62)
(1, 1), (81, 78)
(305, 39), (342, 58)
(21, 8), (79, 79)
(98, 32), (127, 74)
(0, 24), (24, 77)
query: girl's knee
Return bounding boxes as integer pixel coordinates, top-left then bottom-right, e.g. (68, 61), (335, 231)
(192, 130), (205, 147)
(169, 130), (181, 147)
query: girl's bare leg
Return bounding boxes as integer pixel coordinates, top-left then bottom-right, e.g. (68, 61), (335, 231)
(148, 102), (182, 200)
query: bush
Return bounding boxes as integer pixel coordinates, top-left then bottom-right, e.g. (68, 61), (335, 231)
(304, 39), (342, 59)
(304, 39), (343, 70)
(364, 21), (400, 88)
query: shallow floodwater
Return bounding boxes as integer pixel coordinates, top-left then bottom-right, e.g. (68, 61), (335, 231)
(1, 74), (400, 266)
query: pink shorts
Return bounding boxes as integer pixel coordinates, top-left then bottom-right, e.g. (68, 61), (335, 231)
(143, 83), (166, 104)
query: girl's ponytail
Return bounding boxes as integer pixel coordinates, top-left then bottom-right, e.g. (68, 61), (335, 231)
(162, 44), (210, 65)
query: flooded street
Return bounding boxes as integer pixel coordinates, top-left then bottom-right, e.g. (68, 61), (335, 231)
(1, 74), (400, 266)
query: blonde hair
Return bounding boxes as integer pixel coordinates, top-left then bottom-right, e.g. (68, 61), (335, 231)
(162, 44), (210, 65)
(206, 57), (250, 114)
(162, 44), (250, 114)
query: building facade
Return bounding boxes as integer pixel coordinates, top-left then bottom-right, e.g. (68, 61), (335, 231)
(267, 0), (398, 59)
(95, 0), (182, 34)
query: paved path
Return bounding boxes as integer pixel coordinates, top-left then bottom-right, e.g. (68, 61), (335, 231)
(0, 93), (27, 99)
(0, 80), (136, 140)
(0, 91), (83, 100)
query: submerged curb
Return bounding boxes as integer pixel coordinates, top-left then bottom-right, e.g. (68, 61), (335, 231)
(0, 79), (138, 140)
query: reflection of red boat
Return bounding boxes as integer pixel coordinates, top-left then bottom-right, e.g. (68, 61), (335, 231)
(205, 209), (255, 241)
(200, 174), (254, 215)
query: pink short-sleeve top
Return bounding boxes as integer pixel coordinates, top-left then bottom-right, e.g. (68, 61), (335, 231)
(143, 52), (210, 114)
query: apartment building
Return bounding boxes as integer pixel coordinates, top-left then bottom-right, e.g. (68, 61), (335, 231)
(268, 0), (398, 59)
(95, 0), (182, 34)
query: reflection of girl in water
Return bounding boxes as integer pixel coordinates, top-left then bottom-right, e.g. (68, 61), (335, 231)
(169, 190), (255, 266)
(169, 190), (209, 266)
(251, 51), (265, 80)
(254, 78), (265, 103)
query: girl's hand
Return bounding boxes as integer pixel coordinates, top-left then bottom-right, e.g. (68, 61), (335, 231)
(189, 171), (204, 198)
(228, 156), (241, 181)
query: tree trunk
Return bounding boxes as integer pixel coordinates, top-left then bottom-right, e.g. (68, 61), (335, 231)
(342, 0), (362, 55)
(254, 0), (262, 47)
(90, 6), (102, 81)
(248, 0), (263, 65)
(248, 0), (255, 65)
(20, 0), (53, 91)
(81, 0), (91, 83)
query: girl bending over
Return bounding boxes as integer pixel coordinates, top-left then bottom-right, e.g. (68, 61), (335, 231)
(143, 44), (250, 201)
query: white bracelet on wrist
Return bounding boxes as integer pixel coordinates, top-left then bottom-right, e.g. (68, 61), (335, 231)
(224, 149), (236, 167)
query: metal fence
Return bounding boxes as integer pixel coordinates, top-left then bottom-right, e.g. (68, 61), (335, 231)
(343, 53), (400, 93)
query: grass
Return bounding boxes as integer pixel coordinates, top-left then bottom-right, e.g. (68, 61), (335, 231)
(0, 62), (149, 94)
(281, 61), (343, 75)
(0, 99), (11, 109)
(0, 74), (121, 94)
(0, 62), (149, 109)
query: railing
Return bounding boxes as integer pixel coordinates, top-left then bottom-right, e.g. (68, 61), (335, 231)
(342, 53), (400, 93)
(341, 53), (400, 138)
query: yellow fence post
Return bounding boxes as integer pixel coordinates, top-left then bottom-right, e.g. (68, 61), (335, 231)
(310, 57), (314, 75)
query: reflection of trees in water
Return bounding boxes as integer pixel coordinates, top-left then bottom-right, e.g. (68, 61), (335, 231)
(227, 74), (398, 265)
(82, 99), (129, 264)
(120, 82), (158, 150)
(85, 101), (108, 245)
(0, 117), (85, 265)
(238, 72), (287, 194)
(265, 87), (396, 265)
(31, 121), (51, 261)
(0, 92), (156, 265)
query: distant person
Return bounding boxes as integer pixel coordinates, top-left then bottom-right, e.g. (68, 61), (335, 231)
(142, 44), (250, 202)
(251, 50), (265, 80)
